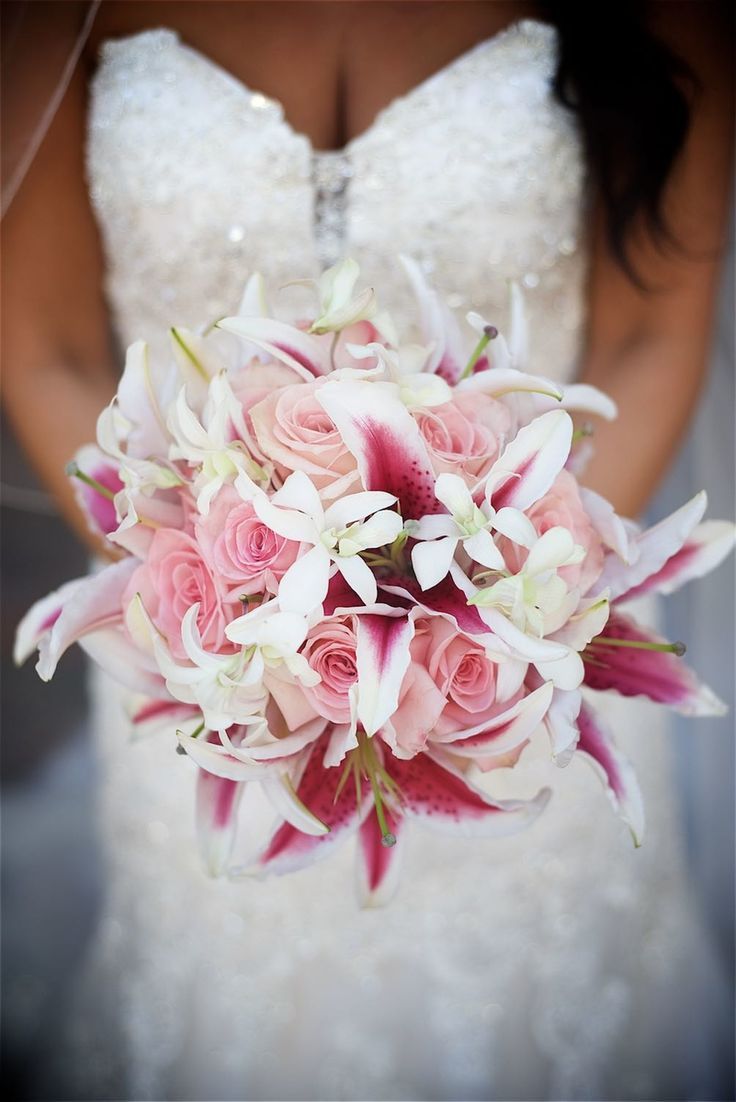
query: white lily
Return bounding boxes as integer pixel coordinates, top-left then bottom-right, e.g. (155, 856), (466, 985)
(167, 373), (267, 514)
(252, 470), (403, 614)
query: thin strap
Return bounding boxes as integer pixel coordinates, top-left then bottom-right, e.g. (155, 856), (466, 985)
(1, 0), (101, 219)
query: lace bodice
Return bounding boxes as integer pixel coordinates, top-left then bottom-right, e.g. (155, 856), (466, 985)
(87, 19), (587, 378)
(61, 19), (728, 1102)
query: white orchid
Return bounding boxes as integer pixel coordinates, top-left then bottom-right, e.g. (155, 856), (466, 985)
(167, 373), (267, 514)
(224, 600), (320, 688)
(304, 258), (378, 334)
(127, 597), (268, 730)
(252, 470), (403, 614)
(343, 341), (452, 409)
(410, 409), (574, 589)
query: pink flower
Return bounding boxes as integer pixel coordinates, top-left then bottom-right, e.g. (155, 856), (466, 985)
(301, 616), (358, 723)
(124, 528), (230, 659)
(249, 381), (358, 497)
(196, 487), (300, 599)
(414, 393), (510, 482)
(390, 616), (508, 755)
(501, 470), (605, 593)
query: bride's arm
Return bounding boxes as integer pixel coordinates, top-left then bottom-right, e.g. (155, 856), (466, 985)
(577, 3), (733, 518)
(2, 30), (119, 552)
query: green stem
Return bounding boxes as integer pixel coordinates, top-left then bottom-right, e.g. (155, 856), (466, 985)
(459, 326), (496, 381)
(588, 636), (686, 657)
(66, 462), (116, 501)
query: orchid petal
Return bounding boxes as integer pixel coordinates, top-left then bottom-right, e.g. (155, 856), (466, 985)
(410, 515), (457, 541)
(277, 545), (331, 615)
(525, 526), (581, 577)
(252, 493), (318, 545)
(336, 554), (378, 606)
(464, 529), (505, 571)
(543, 688), (582, 760)
(271, 469), (324, 522)
(491, 507), (538, 549)
(324, 491), (397, 530)
(411, 536), (459, 590)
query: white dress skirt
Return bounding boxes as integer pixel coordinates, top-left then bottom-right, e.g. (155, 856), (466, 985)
(55, 19), (731, 1100)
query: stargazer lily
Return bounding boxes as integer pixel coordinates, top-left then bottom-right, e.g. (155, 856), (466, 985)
(251, 470), (403, 614)
(241, 729), (551, 906)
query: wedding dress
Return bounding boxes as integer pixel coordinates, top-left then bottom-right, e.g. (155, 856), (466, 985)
(60, 19), (730, 1101)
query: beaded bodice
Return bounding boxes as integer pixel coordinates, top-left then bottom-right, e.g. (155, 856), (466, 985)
(87, 19), (588, 378)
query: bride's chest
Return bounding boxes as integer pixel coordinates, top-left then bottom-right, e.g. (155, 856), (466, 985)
(86, 22), (589, 378)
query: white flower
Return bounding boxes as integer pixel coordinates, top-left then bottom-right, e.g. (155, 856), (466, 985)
(167, 374), (266, 513)
(252, 470), (403, 614)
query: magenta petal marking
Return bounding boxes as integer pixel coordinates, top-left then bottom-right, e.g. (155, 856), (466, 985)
(379, 574), (488, 635)
(39, 608), (63, 633)
(621, 542), (698, 602)
(490, 454), (534, 511)
(259, 735), (364, 874)
(576, 701), (644, 844)
(196, 765), (244, 876)
(383, 748), (549, 836)
(356, 416), (442, 519)
(583, 610), (721, 716)
(133, 699), (198, 726)
(273, 341), (323, 377)
(81, 464), (124, 534)
(358, 805), (403, 905)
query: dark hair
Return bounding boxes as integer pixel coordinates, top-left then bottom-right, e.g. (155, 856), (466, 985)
(540, 0), (701, 286)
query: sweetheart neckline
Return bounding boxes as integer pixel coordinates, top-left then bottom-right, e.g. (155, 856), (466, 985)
(97, 17), (558, 158)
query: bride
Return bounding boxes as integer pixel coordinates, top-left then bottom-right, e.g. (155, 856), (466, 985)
(3, 2), (733, 1098)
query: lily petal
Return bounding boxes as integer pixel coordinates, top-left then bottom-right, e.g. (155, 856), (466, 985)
(386, 747), (551, 836)
(591, 492), (708, 602)
(256, 735), (369, 875)
(217, 316), (329, 378)
(35, 559), (137, 681)
(584, 610), (727, 716)
(357, 805), (404, 907)
(622, 519), (736, 602)
(356, 614), (415, 736)
(316, 380), (440, 519)
(441, 682), (554, 758)
(196, 766), (244, 876)
(487, 409), (573, 512)
(576, 700), (645, 845)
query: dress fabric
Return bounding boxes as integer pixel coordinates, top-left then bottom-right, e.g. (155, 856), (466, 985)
(63, 19), (729, 1101)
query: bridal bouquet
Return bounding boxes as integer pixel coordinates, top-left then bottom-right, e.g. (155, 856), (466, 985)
(16, 259), (734, 903)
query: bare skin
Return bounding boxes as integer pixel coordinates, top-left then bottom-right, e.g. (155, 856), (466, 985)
(1, 1), (733, 553)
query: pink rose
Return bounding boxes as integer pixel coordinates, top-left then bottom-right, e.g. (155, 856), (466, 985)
(124, 528), (230, 659)
(249, 381), (358, 497)
(301, 616), (358, 723)
(389, 615), (510, 756)
(414, 392), (510, 481)
(196, 487), (300, 600)
(502, 470), (605, 593)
